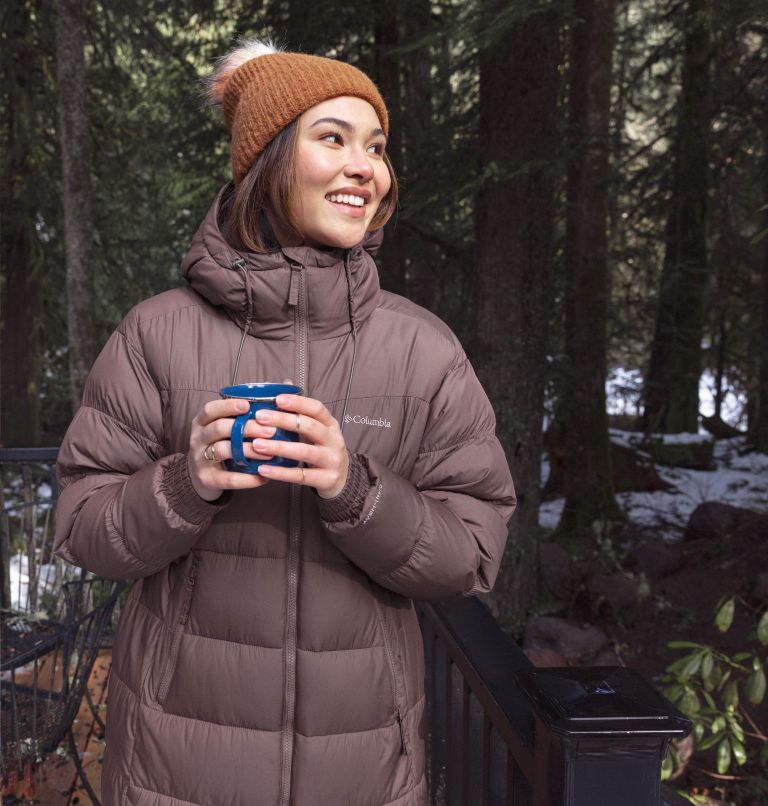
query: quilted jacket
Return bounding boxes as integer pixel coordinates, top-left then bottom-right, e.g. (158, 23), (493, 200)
(54, 187), (516, 806)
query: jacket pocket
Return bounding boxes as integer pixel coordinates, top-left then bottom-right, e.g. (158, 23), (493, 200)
(373, 597), (408, 757)
(153, 552), (200, 707)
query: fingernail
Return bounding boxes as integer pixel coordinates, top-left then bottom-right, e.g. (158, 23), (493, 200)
(255, 410), (272, 422)
(236, 400), (249, 412)
(258, 465), (274, 476)
(253, 439), (270, 450)
(276, 395), (292, 406)
(260, 426), (276, 437)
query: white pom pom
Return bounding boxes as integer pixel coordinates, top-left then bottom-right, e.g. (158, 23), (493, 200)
(204, 37), (283, 109)
(220, 38), (281, 73)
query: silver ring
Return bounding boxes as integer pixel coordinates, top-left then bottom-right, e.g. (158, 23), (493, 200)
(295, 414), (301, 433)
(203, 443), (218, 462)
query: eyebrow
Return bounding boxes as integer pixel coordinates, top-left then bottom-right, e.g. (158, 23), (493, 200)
(309, 117), (386, 138)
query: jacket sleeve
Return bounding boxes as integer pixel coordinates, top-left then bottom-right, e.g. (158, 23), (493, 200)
(54, 314), (226, 580)
(318, 354), (516, 601)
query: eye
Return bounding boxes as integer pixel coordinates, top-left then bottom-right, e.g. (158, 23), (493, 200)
(321, 132), (343, 145)
(367, 142), (386, 155)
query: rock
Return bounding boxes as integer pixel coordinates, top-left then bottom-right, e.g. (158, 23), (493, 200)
(524, 648), (568, 668)
(701, 415), (743, 440)
(684, 502), (741, 540)
(629, 542), (683, 580)
(523, 616), (610, 662)
(752, 572), (768, 605)
(591, 649), (621, 666)
(643, 434), (715, 470)
(588, 573), (640, 610)
(544, 432), (672, 496)
(607, 413), (642, 431)
(539, 541), (572, 597)
(684, 502), (768, 542)
(611, 442), (672, 493)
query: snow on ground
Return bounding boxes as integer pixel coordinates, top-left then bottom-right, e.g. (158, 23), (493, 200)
(605, 367), (747, 433)
(539, 435), (768, 542)
(9, 554), (64, 611)
(539, 497), (565, 533)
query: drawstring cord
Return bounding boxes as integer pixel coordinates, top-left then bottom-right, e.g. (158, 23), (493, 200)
(231, 258), (252, 386)
(229, 251), (358, 437)
(340, 252), (358, 438)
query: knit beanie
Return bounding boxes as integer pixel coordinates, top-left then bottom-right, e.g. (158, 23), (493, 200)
(207, 40), (389, 184)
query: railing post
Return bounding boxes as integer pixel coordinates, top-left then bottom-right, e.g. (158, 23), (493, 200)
(515, 666), (691, 806)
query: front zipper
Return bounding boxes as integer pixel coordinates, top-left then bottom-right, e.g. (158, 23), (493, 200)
(279, 262), (307, 806)
(373, 598), (408, 756)
(156, 553), (200, 706)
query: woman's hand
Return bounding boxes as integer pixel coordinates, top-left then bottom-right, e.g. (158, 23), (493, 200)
(187, 399), (277, 501)
(251, 394), (349, 499)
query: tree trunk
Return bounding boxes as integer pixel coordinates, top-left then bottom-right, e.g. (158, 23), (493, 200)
(374, 7), (406, 296)
(556, 0), (623, 537)
(400, 0), (436, 311)
(753, 116), (768, 452)
(472, 2), (561, 618)
(642, 0), (711, 434)
(1, 1), (42, 447)
(56, 0), (96, 412)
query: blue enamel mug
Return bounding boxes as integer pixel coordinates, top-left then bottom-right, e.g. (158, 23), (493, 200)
(220, 383), (303, 474)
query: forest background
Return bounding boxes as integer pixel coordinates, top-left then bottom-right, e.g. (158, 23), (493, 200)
(2, 0), (768, 800)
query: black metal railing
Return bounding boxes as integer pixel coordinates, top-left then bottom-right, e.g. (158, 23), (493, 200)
(1, 576), (124, 798)
(0, 447), (125, 803)
(417, 598), (692, 806)
(0, 447), (61, 614)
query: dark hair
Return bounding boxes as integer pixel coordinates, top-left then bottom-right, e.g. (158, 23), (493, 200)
(223, 119), (399, 253)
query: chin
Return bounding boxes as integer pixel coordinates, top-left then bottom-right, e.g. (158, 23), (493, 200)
(309, 228), (367, 250)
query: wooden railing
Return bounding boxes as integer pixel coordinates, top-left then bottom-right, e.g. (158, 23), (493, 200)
(417, 598), (692, 806)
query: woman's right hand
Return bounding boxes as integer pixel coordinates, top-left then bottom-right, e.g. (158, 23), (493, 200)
(187, 399), (276, 501)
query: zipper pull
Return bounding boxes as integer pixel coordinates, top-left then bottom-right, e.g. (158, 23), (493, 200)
(396, 711), (407, 756)
(288, 263), (301, 307)
(232, 257), (246, 271)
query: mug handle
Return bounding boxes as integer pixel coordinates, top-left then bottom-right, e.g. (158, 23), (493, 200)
(230, 410), (253, 469)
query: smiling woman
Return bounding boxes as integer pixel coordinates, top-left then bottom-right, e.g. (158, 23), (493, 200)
(54, 37), (516, 806)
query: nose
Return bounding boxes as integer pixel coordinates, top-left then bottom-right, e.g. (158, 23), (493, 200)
(343, 147), (374, 182)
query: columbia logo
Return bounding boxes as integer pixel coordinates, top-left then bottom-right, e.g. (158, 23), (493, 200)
(344, 414), (392, 428)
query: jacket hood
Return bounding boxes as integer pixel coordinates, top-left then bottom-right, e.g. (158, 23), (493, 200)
(180, 184), (383, 341)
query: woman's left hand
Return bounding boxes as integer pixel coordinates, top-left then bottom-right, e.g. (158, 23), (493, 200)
(252, 393), (349, 499)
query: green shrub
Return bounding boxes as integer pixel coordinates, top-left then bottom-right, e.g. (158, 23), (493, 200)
(662, 597), (768, 778)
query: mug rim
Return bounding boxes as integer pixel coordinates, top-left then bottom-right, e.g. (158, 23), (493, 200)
(220, 383), (303, 402)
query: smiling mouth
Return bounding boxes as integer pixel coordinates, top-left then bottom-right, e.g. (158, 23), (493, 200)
(325, 193), (366, 207)
(325, 194), (367, 218)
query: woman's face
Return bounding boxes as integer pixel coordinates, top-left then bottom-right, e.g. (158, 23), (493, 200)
(290, 96), (391, 249)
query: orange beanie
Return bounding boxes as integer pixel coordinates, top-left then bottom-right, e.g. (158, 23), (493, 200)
(210, 43), (389, 184)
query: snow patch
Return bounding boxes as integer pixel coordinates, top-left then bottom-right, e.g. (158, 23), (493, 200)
(540, 436), (767, 541)
(9, 554), (64, 611)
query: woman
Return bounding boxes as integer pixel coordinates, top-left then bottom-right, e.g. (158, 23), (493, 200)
(55, 40), (516, 806)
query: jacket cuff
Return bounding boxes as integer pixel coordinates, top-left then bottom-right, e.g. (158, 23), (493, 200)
(161, 454), (231, 525)
(317, 453), (371, 523)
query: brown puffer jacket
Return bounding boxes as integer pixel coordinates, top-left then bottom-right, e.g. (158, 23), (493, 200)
(54, 187), (516, 806)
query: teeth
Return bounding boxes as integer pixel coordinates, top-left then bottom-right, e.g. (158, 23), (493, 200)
(326, 193), (365, 207)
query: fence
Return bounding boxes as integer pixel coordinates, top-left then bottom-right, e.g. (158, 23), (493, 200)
(418, 598), (691, 806)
